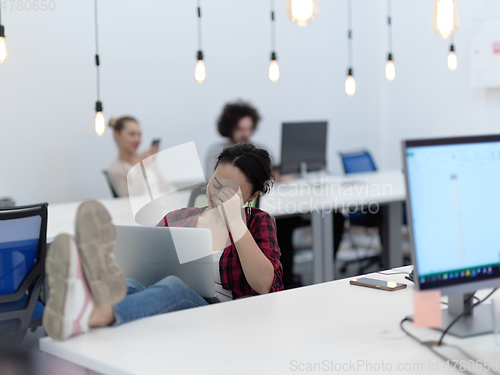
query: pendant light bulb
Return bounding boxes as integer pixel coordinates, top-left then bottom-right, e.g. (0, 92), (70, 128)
(0, 25), (8, 63)
(195, 51), (206, 83)
(269, 52), (280, 82)
(432, 0), (459, 39)
(287, 0), (317, 27)
(447, 45), (458, 71)
(385, 54), (396, 81)
(94, 101), (106, 136)
(345, 69), (356, 96)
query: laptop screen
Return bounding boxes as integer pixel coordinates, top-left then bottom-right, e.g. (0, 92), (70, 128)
(405, 136), (500, 290)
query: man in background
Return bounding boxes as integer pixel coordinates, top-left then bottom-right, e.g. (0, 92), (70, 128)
(205, 101), (261, 177)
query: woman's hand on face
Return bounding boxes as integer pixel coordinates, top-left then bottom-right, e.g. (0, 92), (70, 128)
(212, 187), (243, 224)
(212, 187), (248, 241)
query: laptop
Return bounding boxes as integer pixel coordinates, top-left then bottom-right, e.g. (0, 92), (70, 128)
(114, 226), (215, 299)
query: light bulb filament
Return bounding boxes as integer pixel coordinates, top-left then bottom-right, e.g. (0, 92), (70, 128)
(345, 73), (356, 96)
(432, 0), (459, 39)
(447, 50), (458, 71)
(288, 0), (317, 27)
(0, 37), (8, 63)
(385, 58), (396, 81)
(94, 111), (106, 136)
(269, 59), (280, 82)
(195, 59), (206, 83)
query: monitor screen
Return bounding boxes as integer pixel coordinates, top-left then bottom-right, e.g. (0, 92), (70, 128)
(404, 135), (500, 294)
(280, 121), (328, 175)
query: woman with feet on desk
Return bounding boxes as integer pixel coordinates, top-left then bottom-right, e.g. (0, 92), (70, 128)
(43, 144), (283, 341)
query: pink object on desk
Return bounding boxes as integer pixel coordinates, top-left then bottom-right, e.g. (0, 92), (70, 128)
(413, 290), (442, 328)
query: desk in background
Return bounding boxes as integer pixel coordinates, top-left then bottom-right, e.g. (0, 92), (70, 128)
(260, 169), (406, 283)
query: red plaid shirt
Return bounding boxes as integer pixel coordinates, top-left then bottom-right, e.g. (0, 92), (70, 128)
(158, 207), (284, 298)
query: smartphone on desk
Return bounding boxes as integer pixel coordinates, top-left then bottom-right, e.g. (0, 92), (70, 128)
(350, 277), (407, 291)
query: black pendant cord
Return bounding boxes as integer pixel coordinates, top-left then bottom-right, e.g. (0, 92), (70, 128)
(347, 0), (353, 69)
(0, 6), (5, 37)
(450, 34), (454, 50)
(94, 0), (101, 106)
(197, 0), (203, 58)
(270, 0), (276, 57)
(387, 0), (392, 57)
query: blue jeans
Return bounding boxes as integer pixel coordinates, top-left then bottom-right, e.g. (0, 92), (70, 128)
(112, 276), (208, 326)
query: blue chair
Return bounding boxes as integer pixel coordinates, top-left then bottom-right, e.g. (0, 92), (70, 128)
(0, 203), (48, 344)
(340, 150), (377, 174)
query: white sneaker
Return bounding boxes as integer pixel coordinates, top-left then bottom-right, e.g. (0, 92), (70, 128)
(43, 234), (95, 341)
(75, 200), (127, 306)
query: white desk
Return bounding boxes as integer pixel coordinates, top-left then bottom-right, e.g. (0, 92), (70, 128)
(40, 267), (500, 375)
(260, 169), (406, 283)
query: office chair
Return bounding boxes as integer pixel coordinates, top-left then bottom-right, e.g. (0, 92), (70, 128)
(102, 170), (119, 198)
(338, 150), (382, 274)
(0, 203), (48, 344)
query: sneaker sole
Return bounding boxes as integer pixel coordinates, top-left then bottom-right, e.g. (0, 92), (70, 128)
(43, 234), (78, 341)
(75, 200), (126, 306)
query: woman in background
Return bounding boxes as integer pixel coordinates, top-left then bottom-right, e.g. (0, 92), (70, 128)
(107, 116), (171, 197)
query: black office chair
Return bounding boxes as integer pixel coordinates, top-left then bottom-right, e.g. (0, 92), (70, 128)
(0, 203), (48, 344)
(102, 170), (119, 198)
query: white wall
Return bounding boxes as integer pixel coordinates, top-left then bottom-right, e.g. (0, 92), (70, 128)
(366, 0), (500, 170)
(2, 0), (496, 206)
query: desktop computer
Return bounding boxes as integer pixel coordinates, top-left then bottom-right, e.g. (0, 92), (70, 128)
(280, 121), (328, 176)
(403, 134), (500, 337)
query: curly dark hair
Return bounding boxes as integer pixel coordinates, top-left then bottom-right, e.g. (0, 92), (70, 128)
(215, 143), (274, 195)
(217, 101), (261, 140)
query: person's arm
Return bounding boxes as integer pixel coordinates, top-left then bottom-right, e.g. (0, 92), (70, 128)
(233, 230), (274, 294)
(214, 189), (274, 294)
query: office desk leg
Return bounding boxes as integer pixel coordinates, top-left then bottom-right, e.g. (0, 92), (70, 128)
(383, 202), (403, 269)
(322, 212), (334, 281)
(312, 211), (335, 283)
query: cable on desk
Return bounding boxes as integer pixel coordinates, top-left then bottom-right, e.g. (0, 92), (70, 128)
(400, 318), (474, 375)
(377, 271), (411, 276)
(401, 316), (500, 375)
(437, 288), (497, 346)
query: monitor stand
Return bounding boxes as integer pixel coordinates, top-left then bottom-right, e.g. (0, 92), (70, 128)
(407, 293), (494, 338)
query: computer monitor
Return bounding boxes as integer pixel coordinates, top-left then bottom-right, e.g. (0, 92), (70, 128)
(280, 121), (328, 175)
(403, 134), (500, 337)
